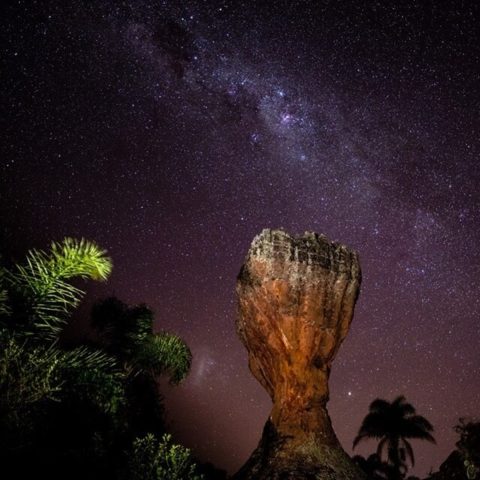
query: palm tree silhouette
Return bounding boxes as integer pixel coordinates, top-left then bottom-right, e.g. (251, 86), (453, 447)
(353, 396), (435, 480)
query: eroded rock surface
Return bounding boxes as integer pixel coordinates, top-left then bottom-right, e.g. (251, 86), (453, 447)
(234, 229), (366, 480)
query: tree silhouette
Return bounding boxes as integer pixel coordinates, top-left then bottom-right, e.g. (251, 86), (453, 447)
(354, 396), (435, 479)
(90, 296), (192, 438)
(455, 418), (480, 479)
(425, 418), (480, 480)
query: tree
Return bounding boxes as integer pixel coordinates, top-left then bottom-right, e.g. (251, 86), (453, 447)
(0, 239), (198, 479)
(1, 238), (112, 340)
(91, 297), (191, 383)
(353, 396), (435, 480)
(0, 239), (122, 479)
(90, 297), (192, 439)
(129, 433), (204, 480)
(0, 238), (118, 417)
(424, 419), (480, 480)
(455, 418), (480, 479)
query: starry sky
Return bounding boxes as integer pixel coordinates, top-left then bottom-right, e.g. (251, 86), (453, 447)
(1, 1), (479, 477)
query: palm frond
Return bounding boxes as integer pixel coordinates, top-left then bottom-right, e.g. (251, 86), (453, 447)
(59, 346), (125, 414)
(91, 297), (156, 366)
(49, 238), (112, 281)
(0, 288), (10, 316)
(0, 336), (65, 410)
(0, 264), (11, 316)
(137, 332), (192, 384)
(61, 345), (118, 372)
(5, 238), (112, 340)
(128, 305), (154, 342)
(387, 437), (401, 466)
(397, 401), (416, 417)
(369, 398), (391, 413)
(352, 432), (367, 449)
(402, 438), (415, 466)
(403, 425), (436, 443)
(376, 436), (389, 460)
(401, 414), (435, 444)
(392, 395), (407, 406)
(408, 415), (434, 432)
(353, 411), (389, 448)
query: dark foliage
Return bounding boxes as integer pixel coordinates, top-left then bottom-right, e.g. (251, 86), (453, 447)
(354, 396), (435, 480)
(426, 419), (480, 480)
(0, 240), (220, 480)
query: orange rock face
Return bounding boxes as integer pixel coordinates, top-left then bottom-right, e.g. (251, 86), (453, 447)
(234, 229), (366, 480)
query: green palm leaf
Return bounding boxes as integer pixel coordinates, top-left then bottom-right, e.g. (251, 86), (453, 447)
(91, 297), (192, 384)
(0, 289), (9, 316)
(59, 345), (125, 414)
(48, 238), (112, 281)
(136, 333), (192, 384)
(5, 238), (112, 340)
(0, 261), (11, 317)
(0, 336), (65, 411)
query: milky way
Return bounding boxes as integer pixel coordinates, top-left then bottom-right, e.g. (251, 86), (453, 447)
(1, 1), (479, 476)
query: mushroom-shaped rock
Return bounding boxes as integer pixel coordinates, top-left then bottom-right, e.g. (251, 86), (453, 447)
(234, 229), (366, 480)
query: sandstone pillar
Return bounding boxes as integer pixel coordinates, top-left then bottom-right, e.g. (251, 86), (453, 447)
(234, 229), (366, 480)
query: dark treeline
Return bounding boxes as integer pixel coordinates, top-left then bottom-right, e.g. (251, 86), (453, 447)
(0, 238), (477, 479)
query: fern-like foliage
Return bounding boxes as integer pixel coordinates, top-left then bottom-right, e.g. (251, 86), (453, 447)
(4, 238), (112, 340)
(137, 333), (192, 384)
(91, 297), (192, 384)
(48, 238), (112, 281)
(91, 298), (154, 363)
(0, 289), (9, 317)
(0, 260), (11, 317)
(129, 433), (204, 480)
(0, 333), (123, 422)
(0, 335), (64, 412)
(59, 346), (125, 415)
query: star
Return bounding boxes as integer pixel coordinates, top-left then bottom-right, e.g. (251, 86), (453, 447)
(1, 1), (479, 477)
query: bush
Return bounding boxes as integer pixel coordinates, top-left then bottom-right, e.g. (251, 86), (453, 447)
(129, 433), (204, 480)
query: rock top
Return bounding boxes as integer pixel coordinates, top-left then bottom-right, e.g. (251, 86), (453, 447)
(245, 229), (360, 275)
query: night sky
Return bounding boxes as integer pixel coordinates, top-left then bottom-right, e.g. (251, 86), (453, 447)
(1, 1), (479, 477)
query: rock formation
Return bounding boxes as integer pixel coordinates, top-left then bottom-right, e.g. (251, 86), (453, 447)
(234, 229), (366, 480)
